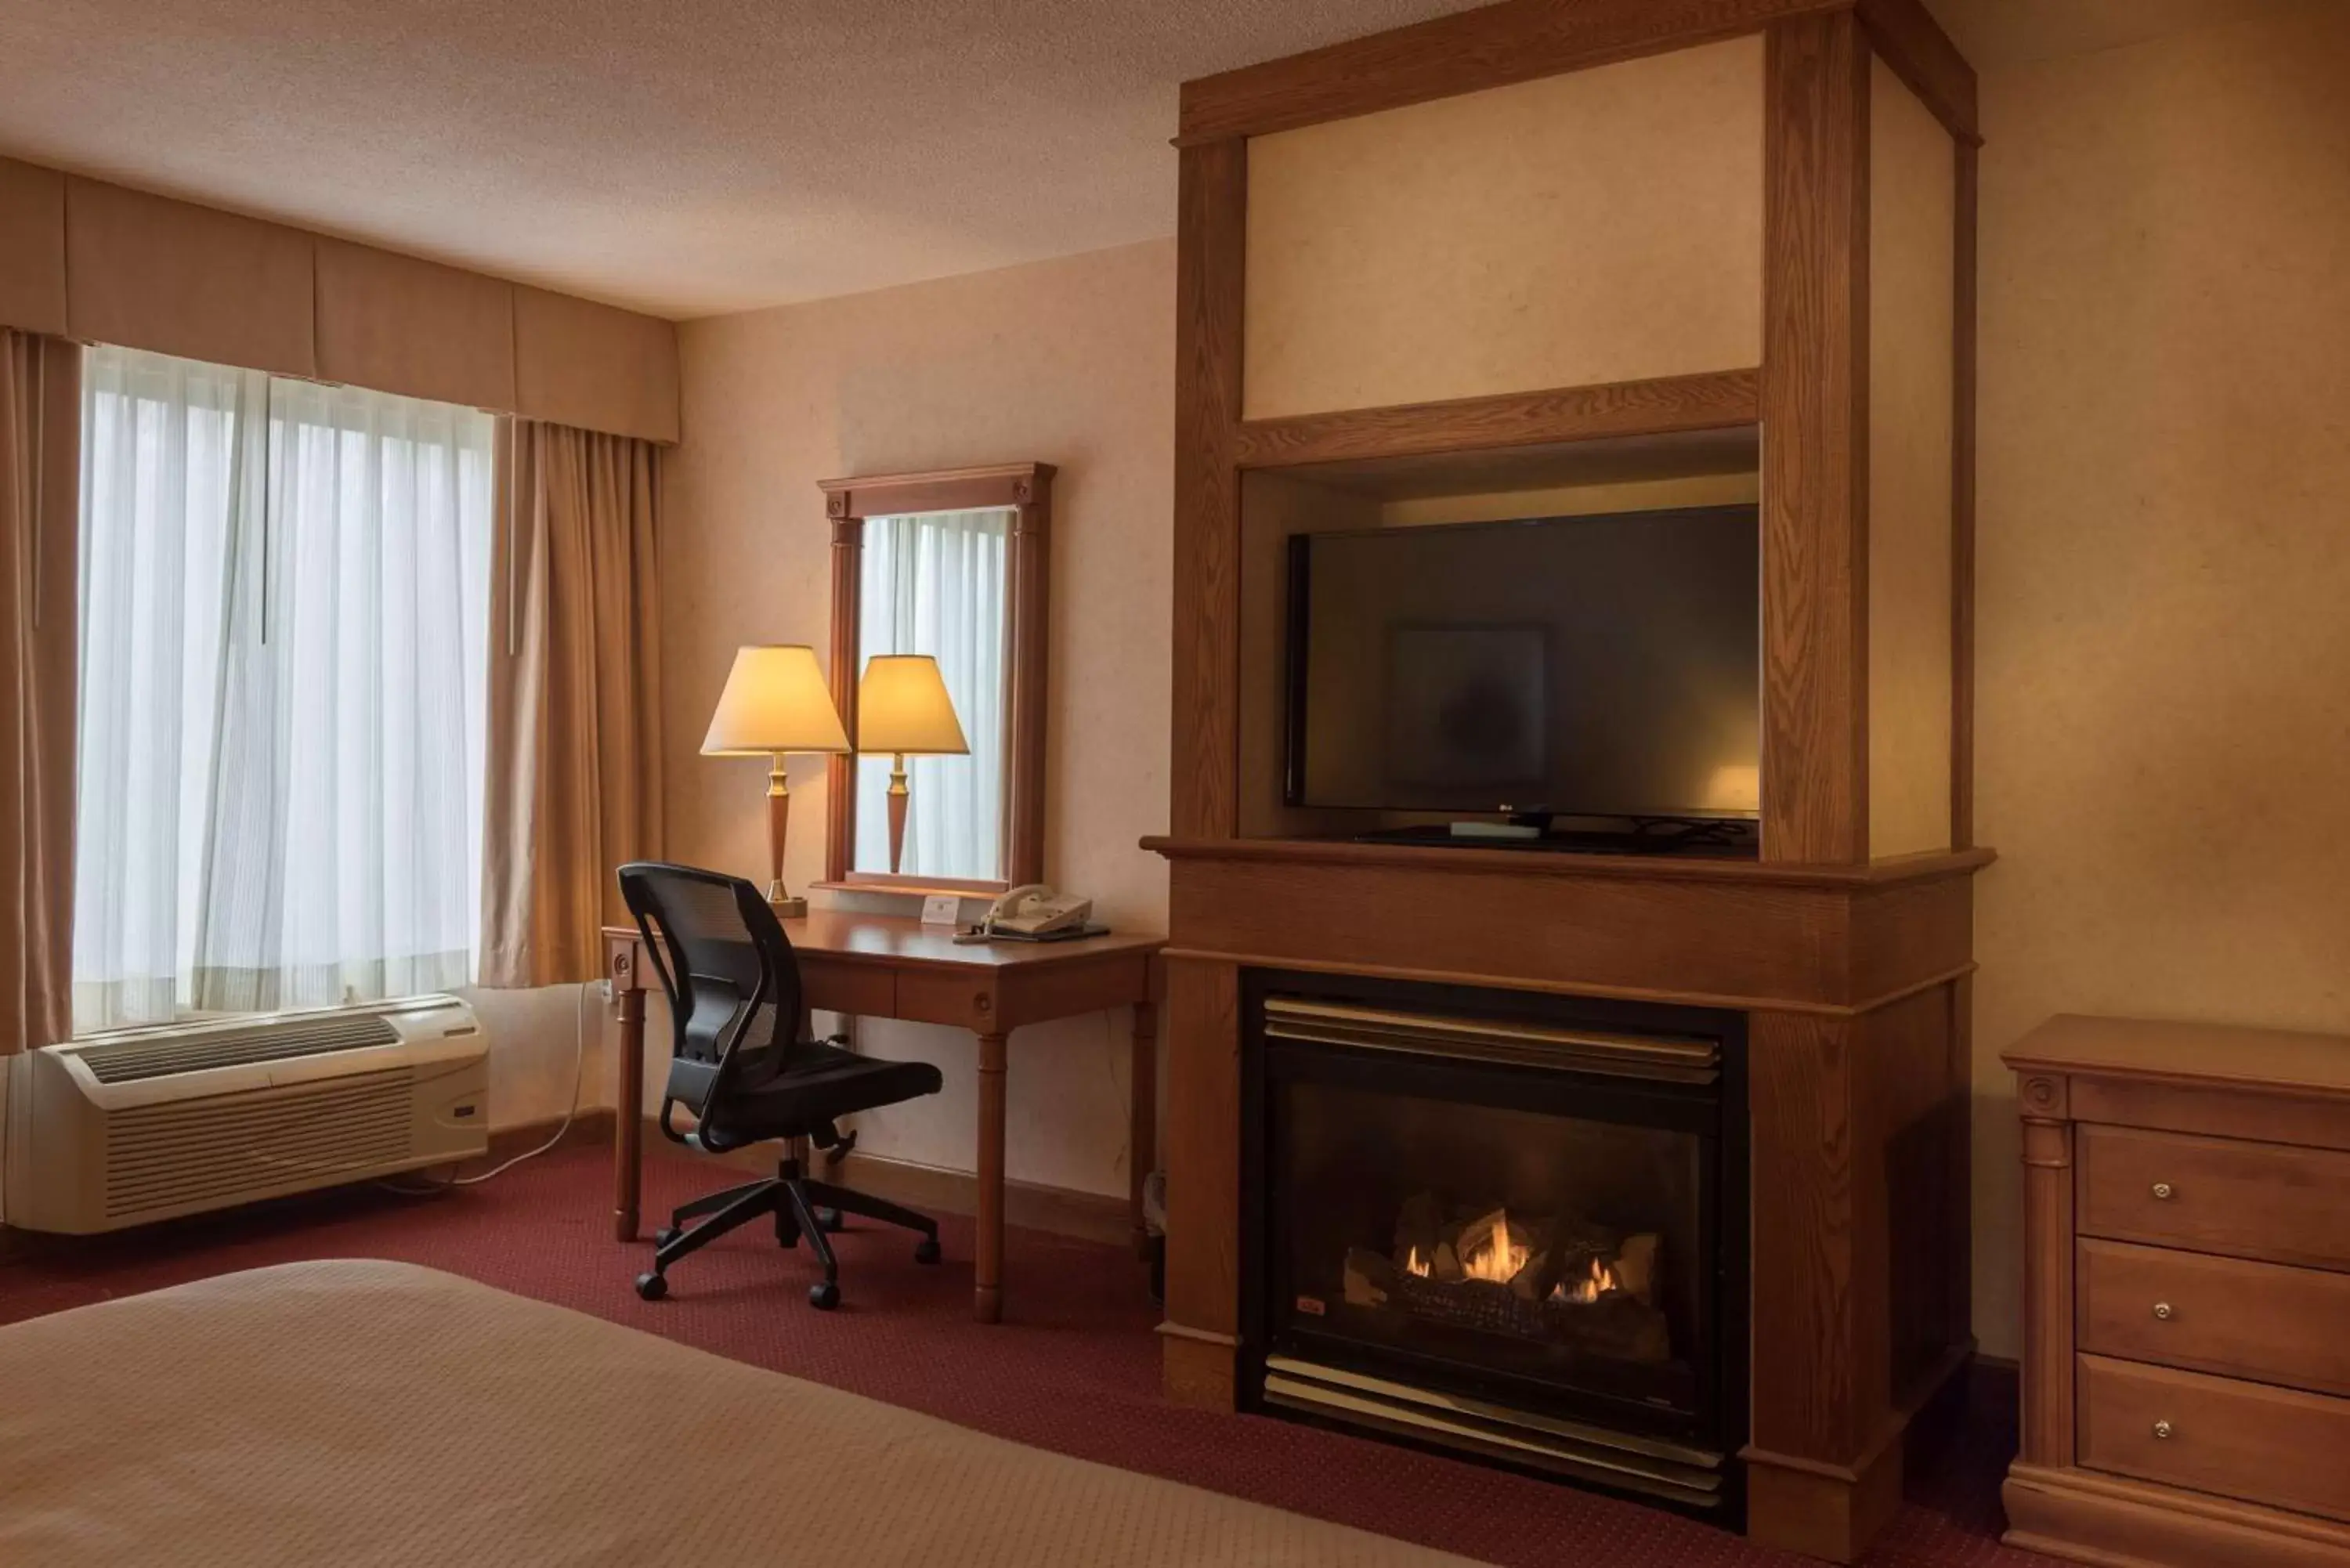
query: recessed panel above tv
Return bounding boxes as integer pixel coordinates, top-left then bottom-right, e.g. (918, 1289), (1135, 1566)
(1285, 505), (1761, 822)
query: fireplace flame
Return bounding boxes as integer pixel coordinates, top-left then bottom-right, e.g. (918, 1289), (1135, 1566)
(1405, 1244), (1431, 1278)
(1460, 1211), (1531, 1285)
(1549, 1252), (1622, 1306)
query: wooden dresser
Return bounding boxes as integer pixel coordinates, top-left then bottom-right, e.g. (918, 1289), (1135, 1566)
(2004, 1015), (2350, 1567)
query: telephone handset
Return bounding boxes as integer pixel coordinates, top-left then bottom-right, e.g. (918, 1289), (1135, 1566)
(973, 884), (1094, 938)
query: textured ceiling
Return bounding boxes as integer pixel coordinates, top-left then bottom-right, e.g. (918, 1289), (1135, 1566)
(0, 0), (1492, 319)
(0, 0), (2303, 320)
(1922, 0), (2323, 69)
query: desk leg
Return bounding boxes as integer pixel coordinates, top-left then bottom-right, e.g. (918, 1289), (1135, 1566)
(975, 1030), (1008, 1323)
(1130, 999), (1158, 1260)
(613, 984), (645, 1242)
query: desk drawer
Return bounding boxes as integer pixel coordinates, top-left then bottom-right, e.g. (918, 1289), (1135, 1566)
(895, 967), (996, 1031)
(2077, 1125), (2350, 1271)
(2079, 1238), (2350, 1398)
(798, 957), (896, 1019)
(2078, 1354), (2350, 1523)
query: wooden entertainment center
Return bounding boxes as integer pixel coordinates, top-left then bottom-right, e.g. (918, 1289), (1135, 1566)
(1148, 2), (1984, 1561)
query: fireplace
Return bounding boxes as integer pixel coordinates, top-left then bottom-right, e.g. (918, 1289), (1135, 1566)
(1240, 971), (1748, 1519)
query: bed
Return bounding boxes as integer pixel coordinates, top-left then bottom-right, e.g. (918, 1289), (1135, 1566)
(0, 1259), (1480, 1566)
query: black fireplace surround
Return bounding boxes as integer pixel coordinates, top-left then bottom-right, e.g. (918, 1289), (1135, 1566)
(1238, 969), (1750, 1522)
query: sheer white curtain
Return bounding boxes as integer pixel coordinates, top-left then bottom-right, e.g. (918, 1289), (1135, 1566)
(855, 508), (1008, 881)
(74, 345), (494, 1028)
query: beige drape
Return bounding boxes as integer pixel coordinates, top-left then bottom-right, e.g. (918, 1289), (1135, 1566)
(479, 421), (664, 988)
(2, 331), (78, 1053)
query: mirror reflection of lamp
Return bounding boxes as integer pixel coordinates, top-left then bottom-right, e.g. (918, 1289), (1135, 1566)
(700, 645), (850, 917)
(856, 655), (969, 876)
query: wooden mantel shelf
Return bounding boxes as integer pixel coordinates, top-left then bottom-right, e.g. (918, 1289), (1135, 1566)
(1143, 836), (1993, 890)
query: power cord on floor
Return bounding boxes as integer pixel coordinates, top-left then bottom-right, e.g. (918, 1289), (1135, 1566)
(376, 978), (593, 1195)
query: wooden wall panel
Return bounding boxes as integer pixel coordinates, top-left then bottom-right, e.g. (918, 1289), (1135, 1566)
(1170, 140), (1247, 840)
(1761, 11), (1871, 864)
(1161, 959), (1242, 1343)
(1233, 369), (1760, 469)
(1242, 38), (1765, 421)
(1167, 854), (1853, 1010)
(1864, 985), (1965, 1403)
(1749, 1009), (1868, 1458)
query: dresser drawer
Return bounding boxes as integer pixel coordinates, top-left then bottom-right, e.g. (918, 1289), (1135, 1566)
(2079, 1354), (2350, 1523)
(2079, 1238), (2350, 1397)
(2077, 1124), (2350, 1271)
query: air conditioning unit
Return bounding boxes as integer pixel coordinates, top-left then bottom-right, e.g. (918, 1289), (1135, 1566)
(2, 995), (490, 1234)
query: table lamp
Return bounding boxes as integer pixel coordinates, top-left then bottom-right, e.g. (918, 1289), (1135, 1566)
(856, 653), (969, 876)
(701, 645), (850, 916)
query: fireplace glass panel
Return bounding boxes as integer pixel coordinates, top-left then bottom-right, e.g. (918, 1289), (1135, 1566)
(1271, 1075), (1710, 1422)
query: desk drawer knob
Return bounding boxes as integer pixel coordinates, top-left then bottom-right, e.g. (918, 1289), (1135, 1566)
(2151, 1181), (2175, 1200)
(2153, 1302), (2173, 1321)
(2153, 1420), (2174, 1440)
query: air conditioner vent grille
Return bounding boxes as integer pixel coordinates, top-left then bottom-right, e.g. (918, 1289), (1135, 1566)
(103, 1069), (416, 1220)
(74, 1013), (403, 1084)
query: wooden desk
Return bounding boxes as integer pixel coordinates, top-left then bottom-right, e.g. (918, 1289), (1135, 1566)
(603, 912), (1163, 1323)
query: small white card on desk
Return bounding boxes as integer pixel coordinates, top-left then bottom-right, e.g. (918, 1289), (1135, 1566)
(920, 894), (963, 927)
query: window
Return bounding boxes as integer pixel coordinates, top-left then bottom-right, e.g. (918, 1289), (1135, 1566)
(851, 508), (1010, 882)
(73, 346), (495, 1029)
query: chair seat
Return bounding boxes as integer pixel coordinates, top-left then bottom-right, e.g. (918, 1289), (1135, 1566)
(703, 1036), (945, 1144)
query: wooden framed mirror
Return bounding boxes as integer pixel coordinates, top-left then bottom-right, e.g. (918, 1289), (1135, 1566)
(818, 462), (1054, 893)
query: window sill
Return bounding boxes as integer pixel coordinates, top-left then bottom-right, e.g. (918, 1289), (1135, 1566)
(812, 876), (1010, 901)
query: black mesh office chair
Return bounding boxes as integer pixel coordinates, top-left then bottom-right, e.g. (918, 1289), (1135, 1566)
(617, 862), (944, 1310)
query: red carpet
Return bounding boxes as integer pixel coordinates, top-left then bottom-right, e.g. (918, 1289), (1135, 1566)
(0, 1145), (2059, 1568)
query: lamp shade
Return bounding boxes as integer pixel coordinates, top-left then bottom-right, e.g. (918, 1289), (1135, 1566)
(856, 654), (969, 756)
(700, 645), (850, 757)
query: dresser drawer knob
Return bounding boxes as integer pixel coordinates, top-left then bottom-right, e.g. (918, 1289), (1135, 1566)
(2153, 1302), (2173, 1321)
(2153, 1420), (2174, 1440)
(2151, 1181), (2175, 1200)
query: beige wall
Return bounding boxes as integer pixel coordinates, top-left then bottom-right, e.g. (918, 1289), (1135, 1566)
(1867, 60), (1957, 861)
(663, 240), (1175, 1198)
(1969, 4), (2350, 1357)
(1242, 37), (1764, 421)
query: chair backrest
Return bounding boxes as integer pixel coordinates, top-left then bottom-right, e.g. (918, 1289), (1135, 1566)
(615, 862), (804, 1119)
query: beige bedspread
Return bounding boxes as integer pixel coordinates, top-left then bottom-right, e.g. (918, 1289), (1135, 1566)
(0, 1259), (1480, 1567)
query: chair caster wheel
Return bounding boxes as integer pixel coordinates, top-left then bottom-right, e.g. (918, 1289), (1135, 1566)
(635, 1273), (667, 1302)
(654, 1227), (681, 1250)
(815, 1206), (844, 1232)
(808, 1281), (840, 1310)
(914, 1237), (942, 1266)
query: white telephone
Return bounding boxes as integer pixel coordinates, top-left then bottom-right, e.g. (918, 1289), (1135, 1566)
(978, 884), (1094, 938)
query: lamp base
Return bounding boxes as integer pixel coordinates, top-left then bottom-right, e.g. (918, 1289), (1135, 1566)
(767, 887), (809, 919)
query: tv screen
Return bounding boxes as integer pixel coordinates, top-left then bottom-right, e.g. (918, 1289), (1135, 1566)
(1285, 505), (1760, 820)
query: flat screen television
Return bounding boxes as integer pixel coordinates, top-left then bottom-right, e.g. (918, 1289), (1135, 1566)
(1284, 505), (1761, 822)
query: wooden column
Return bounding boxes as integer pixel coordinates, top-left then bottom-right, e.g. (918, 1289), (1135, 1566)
(822, 506), (862, 883)
(1159, 956), (1241, 1407)
(1746, 1008), (1902, 1561)
(606, 934), (647, 1243)
(1006, 480), (1050, 885)
(974, 1029), (1010, 1324)
(1760, 9), (1871, 866)
(2015, 1073), (2075, 1467)
(1130, 986), (1160, 1259)
(1170, 137), (1246, 843)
